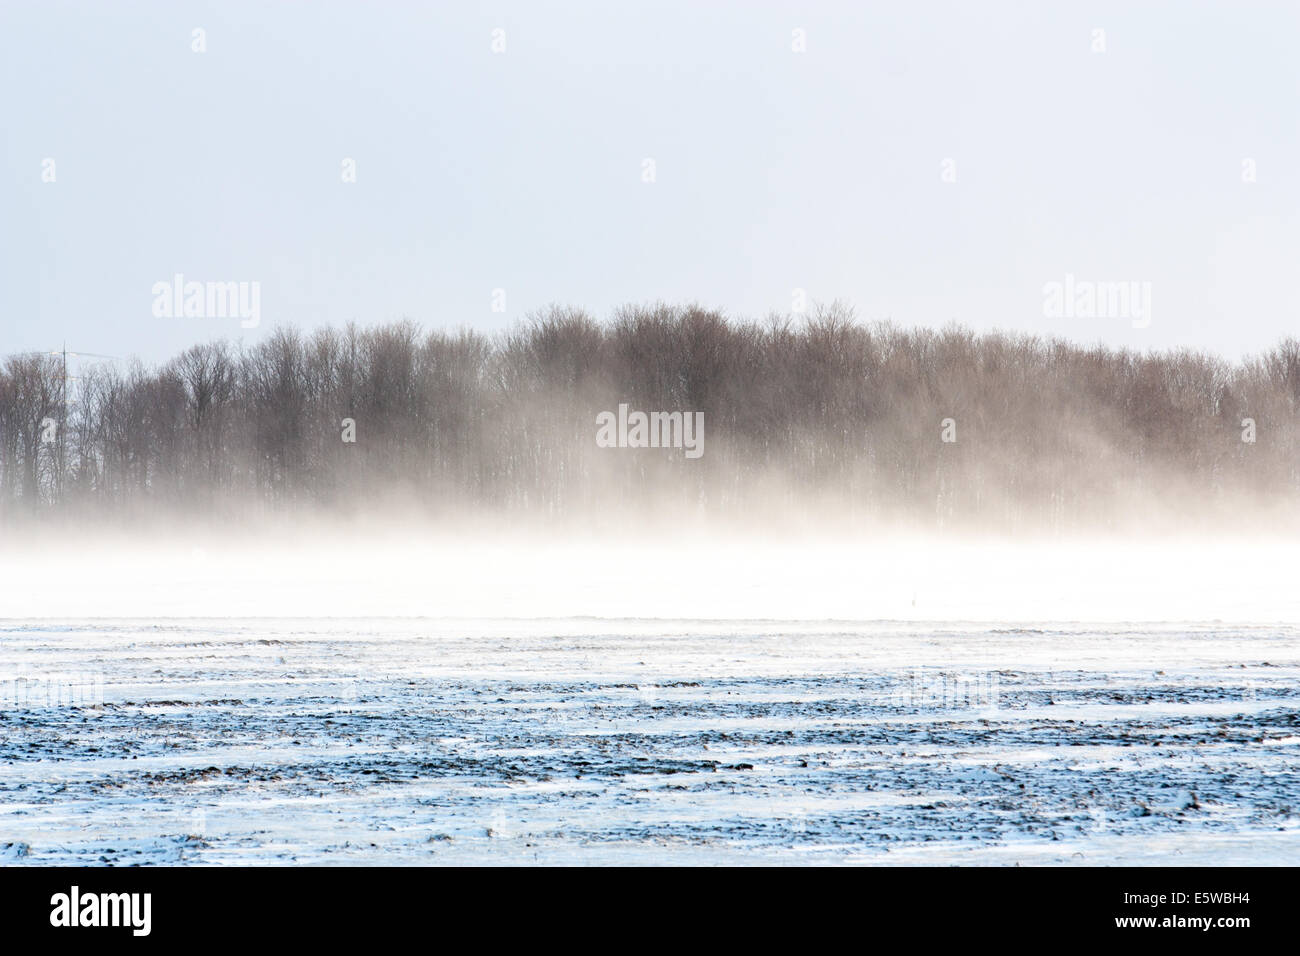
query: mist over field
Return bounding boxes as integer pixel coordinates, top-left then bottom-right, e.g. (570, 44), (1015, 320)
(3, 527), (1300, 623)
(4, 306), (1298, 624)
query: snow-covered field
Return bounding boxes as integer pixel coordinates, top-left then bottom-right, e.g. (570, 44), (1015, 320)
(1, 617), (1297, 865)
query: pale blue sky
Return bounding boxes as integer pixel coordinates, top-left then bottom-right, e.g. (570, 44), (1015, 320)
(3, 1), (1297, 366)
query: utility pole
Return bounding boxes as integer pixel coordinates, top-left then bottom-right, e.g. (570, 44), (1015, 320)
(42, 346), (121, 414)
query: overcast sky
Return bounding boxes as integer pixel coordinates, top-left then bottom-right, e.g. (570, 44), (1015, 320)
(3, 1), (1297, 366)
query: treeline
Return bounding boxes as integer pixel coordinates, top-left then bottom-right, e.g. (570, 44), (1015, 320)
(3, 303), (1299, 530)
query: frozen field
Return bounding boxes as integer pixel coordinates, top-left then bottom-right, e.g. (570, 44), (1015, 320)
(1, 618), (1298, 865)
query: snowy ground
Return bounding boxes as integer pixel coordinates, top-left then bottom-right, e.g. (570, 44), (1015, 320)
(1, 618), (1297, 865)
